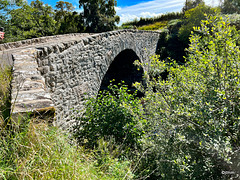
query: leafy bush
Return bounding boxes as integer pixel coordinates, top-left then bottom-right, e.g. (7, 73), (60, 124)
(73, 83), (145, 151)
(133, 14), (240, 179)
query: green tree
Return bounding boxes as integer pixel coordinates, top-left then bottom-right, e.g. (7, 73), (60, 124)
(55, 1), (74, 22)
(0, 0), (9, 34)
(182, 0), (204, 12)
(7, 0), (57, 41)
(30, 0), (57, 36)
(179, 4), (217, 46)
(55, 1), (84, 34)
(79, 0), (120, 32)
(221, 0), (240, 13)
(134, 14), (240, 179)
(57, 11), (84, 34)
(0, 0), (25, 42)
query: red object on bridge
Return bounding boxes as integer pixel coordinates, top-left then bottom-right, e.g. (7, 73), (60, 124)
(0, 32), (5, 40)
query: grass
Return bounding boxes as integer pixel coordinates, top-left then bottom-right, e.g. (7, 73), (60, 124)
(0, 65), (12, 125)
(0, 65), (133, 180)
(0, 119), (133, 179)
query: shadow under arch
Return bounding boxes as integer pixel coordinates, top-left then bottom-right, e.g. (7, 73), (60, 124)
(99, 49), (144, 96)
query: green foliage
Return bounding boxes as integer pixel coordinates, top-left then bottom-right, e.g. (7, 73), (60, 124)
(221, 0), (240, 14)
(73, 83), (145, 150)
(0, 66), (12, 125)
(0, 0), (84, 42)
(121, 12), (182, 28)
(134, 14), (240, 179)
(138, 21), (168, 31)
(0, 119), (133, 179)
(224, 14), (240, 31)
(55, 0), (74, 22)
(156, 4), (217, 64)
(1, 0), (58, 42)
(55, 1), (84, 34)
(156, 19), (186, 63)
(178, 4), (218, 46)
(182, 0), (204, 12)
(79, 0), (120, 33)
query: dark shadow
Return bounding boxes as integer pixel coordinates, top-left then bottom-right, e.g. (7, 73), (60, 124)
(99, 49), (144, 96)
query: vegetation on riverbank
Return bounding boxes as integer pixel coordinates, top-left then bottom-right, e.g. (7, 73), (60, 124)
(0, 66), (11, 125)
(1, 0), (240, 179)
(73, 14), (240, 179)
(0, 119), (133, 179)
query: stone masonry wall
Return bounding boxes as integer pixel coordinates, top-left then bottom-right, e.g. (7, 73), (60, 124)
(36, 30), (160, 128)
(9, 29), (160, 129)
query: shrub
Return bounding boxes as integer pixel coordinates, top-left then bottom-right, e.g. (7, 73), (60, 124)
(134, 14), (240, 179)
(73, 83), (146, 151)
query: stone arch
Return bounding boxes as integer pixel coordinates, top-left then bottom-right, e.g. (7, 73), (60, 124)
(10, 30), (161, 128)
(99, 49), (144, 93)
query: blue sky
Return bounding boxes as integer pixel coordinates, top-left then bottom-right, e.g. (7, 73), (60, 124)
(27, 0), (220, 24)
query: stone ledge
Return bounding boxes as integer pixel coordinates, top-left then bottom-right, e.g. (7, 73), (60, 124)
(11, 48), (54, 117)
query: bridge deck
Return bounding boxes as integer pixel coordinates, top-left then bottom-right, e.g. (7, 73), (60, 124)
(0, 33), (92, 67)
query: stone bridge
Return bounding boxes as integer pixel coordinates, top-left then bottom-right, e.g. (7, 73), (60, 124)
(0, 29), (160, 128)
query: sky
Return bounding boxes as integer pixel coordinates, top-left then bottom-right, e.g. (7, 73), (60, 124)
(28, 0), (221, 25)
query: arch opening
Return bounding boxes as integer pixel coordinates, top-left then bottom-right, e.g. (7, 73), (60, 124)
(99, 49), (144, 96)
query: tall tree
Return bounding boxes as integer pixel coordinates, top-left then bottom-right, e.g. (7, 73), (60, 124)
(55, 1), (84, 34)
(221, 0), (240, 14)
(0, 0), (25, 42)
(79, 0), (120, 33)
(182, 0), (204, 12)
(30, 0), (57, 36)
(55, 1), (74, 22)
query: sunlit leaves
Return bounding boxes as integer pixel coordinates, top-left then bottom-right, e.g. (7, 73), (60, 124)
(134, 14), (240, 179)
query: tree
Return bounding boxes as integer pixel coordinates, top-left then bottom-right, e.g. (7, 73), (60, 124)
(182, 0), (204, 12)
(0, 0), (25, 42)
(30, 0), (57, 36)
(0, 0), (9, 33)
(7, 0), (57, 41)
(179, 4), (217, 46)
(55, 1), (84, 34)
(221, 0), (240, 14)
(55, 1), (74, 22)
(79, 0), (120, 33)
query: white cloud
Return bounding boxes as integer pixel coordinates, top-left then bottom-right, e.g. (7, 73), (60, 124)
(116, 0), (221, 25)
(115, 6), (122, 11)
(116, 0), (184, 25)
(140, 12), (163, 18)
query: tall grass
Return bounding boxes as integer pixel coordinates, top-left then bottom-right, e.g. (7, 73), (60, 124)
(0, 65), (12, 128)
(0, 65), (133, 179)
(0, 119), (133, 179)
